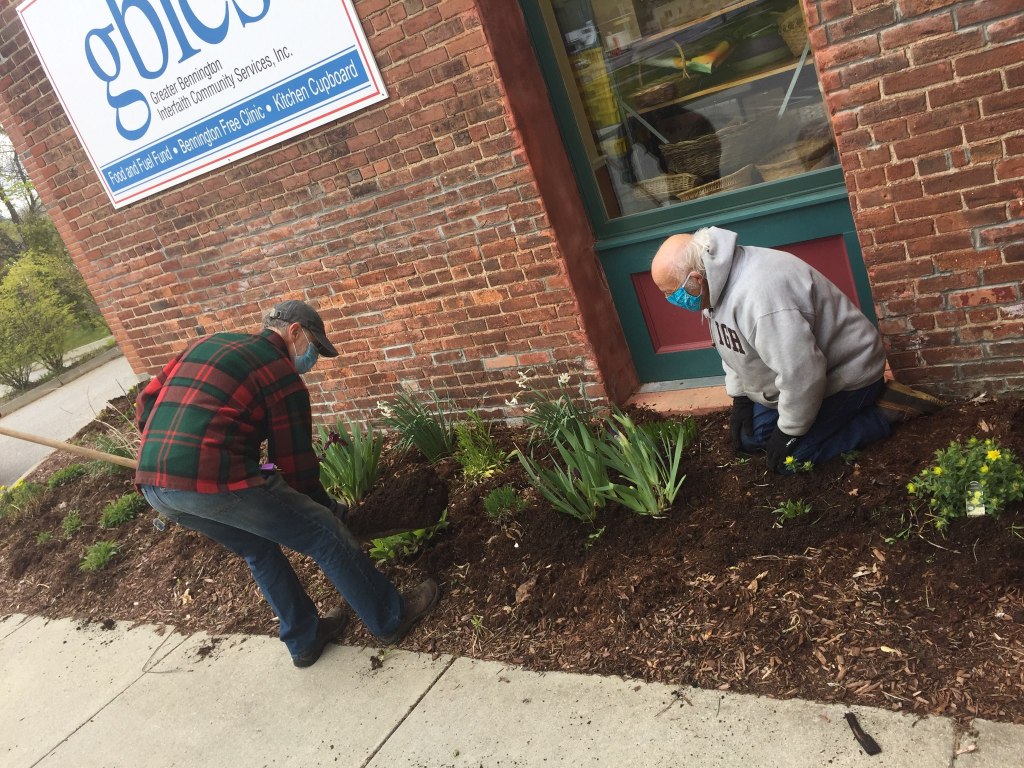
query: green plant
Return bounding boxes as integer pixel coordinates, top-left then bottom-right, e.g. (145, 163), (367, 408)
(513, 370), (599, 447)
(454, 411), (508, 483)
(47, 463), (88, 489)
(774, 498), (812, 526)
(368, 509), (449, 563)
(377, 390), (455, 463)
(782, 456), (814, 473)
(317, 418), (384, 508)
(598, 412), (694, 517)
(513, 425), (613, 525)
(0, 256), (73, 386)
(907, 437), (1024, 532)
(80, 541), (118, 571)
(0, 479), (43, 519)
(36, 531), (52, 544)
(61, 509), (83, 538)
(483, 485), (526, 521)
(99, 493), (147, 528)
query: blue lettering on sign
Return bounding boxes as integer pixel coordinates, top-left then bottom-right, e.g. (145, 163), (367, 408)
(101, 48), (370, 193)
(84, 0), (272, 141)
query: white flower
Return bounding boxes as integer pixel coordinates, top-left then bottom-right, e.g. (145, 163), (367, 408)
(557, 373), (571, 386)
(376, 401), (394, 419)
(523, 404), (537, 415)
(505, 395), (520, 407)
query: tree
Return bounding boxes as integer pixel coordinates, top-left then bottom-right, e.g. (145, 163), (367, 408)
(11, 248), (103, 329)
(0, 258), (74, 383)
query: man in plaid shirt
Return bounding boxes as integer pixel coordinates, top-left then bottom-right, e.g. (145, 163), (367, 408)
(136, 300), (439, 667)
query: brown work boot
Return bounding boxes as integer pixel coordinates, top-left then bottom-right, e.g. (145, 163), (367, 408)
(293, 606), (350, 668)
(379, 578), (440, 645)
(876, 380), (946, 424)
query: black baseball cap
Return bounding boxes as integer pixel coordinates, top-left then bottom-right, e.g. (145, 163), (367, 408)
(267, 300), (339, 357)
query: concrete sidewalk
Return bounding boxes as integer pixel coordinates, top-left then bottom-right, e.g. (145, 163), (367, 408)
(2, 614), (1020, 768)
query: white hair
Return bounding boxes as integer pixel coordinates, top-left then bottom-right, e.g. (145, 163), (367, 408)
(681, 228), (712, 275)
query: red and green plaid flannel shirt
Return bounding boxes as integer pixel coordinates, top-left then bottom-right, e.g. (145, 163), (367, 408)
(135, 330), (329, 504)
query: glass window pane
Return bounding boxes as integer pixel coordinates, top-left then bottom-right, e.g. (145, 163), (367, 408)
(547, 0), (838, 221)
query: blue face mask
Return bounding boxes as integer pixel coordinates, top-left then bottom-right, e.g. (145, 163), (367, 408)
(293, 329), (319, 374)
(666, 283), (702, 312)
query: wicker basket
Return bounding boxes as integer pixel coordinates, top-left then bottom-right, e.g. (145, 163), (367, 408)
(634, 172), (702, 203)
(660, 130), (724, 178)
(755, 135), (835, 181)
(779, 4), (808, 57)
(676, 164), (758, 202)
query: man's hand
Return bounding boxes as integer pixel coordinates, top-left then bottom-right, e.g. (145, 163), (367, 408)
(766, 426), (799, 473)
(729, 396), (754, 452)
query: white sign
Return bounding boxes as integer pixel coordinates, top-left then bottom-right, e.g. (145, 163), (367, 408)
(18, 0), (388, 208)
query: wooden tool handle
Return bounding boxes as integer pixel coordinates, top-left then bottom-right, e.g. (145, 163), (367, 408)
(0, 425), (138, 470)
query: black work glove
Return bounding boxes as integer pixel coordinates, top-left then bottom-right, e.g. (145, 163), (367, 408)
(729, 396), (754, 452)
(328, 498), (349, 523)
(765, 426), (799, 474)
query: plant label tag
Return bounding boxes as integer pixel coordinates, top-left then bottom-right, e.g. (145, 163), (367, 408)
(966, 481), (986, 517)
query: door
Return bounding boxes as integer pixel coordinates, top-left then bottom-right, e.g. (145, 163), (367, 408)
(521, 0), (875, 385)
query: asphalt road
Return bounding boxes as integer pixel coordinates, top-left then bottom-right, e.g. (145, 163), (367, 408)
(0, 356), (140, 487)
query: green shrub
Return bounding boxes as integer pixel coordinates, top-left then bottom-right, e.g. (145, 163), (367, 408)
(483, 485), (525, 521)
(377, 391), (454, 463)
(0, 256), (75, 384)
(318, 418), (384, 508)
(454, 411), (508, 484)
(99, 493), (147, 528)
(61, 509), (83, 538)
(908, 437), (1024, 532)
(80, 541), (118, 571)
(47, 463), (88, 489)
(36, 531), (52, 544)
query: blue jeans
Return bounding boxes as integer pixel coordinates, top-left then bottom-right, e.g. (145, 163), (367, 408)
(740, 379), (891, 468)
(140, 474), (404, 658)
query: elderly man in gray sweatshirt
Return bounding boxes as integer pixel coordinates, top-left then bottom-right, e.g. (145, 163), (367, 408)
(651, 227), (941, 472)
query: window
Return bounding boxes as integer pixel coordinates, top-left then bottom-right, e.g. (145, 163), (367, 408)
(546, 0), (838, 220)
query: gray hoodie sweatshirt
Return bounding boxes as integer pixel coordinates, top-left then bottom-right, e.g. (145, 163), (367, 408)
(702, 227), (886, 436)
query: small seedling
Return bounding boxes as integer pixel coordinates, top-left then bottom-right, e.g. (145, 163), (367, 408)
(783, 456), (814, 473)
(841, 451), (860, 464)
(100, 493), (147, 528)
(80, 541), (118, 571)
(584, 525), (606, 549)
(36, 531), (52, 544)
(774, 498), (812, 526)
(369, 509), (448, 563)
(483, 485), (525, 521)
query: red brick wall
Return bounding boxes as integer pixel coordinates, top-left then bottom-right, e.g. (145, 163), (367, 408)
(0, 0), (636, 420)
(808, 0), (1024, 397)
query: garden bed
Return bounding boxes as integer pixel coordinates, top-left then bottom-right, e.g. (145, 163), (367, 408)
(1, 394), (1023, 725)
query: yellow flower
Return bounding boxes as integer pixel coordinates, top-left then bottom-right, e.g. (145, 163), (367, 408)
(987, 449), (1001, 461)
(933, 467), (943, 476)
(907, 482), (916, 493)
(980, 465), (990, 474)
(784, 456), (795, 466)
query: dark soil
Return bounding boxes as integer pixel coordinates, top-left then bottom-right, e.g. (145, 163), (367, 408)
(2, 394), (1023, 725)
